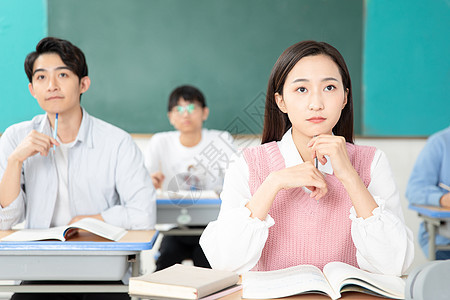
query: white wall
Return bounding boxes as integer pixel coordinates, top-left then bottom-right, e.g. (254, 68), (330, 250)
(134, 135), (428, 272)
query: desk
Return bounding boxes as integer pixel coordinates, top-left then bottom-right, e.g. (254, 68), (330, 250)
(156, 198), (220, 236)
(134, 291), (394, 300)
(220, 290), (392, 299)
(409, 204), (450, 260)
(0, 230), (158, 296)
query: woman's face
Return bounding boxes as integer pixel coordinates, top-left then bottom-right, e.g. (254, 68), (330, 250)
(275, 54), (348, 139)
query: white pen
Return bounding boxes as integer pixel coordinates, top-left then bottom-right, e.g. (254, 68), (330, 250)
(439, 182), (450, 192)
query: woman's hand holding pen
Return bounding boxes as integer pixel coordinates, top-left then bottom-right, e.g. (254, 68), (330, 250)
(307, 134), (356, 182)
(272, 162), (328, 201)
(308, 134), (378, 218)
(9, 130), (59, 163)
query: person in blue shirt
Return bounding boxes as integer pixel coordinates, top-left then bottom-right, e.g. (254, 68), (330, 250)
(0, 37), (156, 300)
(406, 126), (450, 259)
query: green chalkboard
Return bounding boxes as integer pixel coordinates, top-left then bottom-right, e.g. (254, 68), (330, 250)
(48, 0), (363, 134)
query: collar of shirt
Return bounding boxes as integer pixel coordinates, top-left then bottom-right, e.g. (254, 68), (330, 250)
(277, 128), (333, 175)
(39, 107), (94, 149)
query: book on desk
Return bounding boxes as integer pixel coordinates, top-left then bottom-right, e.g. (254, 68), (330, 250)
(0, 217), (126, 242)
(242, 262), (405, 300)
(129, 264), (241, 300)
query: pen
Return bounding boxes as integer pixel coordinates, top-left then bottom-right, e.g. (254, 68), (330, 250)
(439, 182), (450, 192)
(53, 113), (58, 152)
(315, 155), (319, 204)
(313, 135), (318, 169)
(313, 135), (319, 204)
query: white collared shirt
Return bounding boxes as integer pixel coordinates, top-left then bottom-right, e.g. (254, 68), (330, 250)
(200, 129), (414, 276)
(0, 108), (156, 230)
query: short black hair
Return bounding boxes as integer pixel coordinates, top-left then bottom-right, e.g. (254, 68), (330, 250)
(168, 85), (207, 112)
(24, 37), (88, 83)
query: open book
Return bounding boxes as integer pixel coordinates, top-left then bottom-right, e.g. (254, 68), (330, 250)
(0, 218), (127, 242)
(242, 262), (405, 300)
(129, 264), (240, 299)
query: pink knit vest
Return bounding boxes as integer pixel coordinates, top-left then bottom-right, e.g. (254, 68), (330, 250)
(243, 141), (376, 271)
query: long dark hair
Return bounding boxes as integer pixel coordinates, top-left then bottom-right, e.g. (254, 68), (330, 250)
(261, 41), (354, 144)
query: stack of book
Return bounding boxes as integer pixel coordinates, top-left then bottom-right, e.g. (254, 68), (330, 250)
(128, 264), (241, 300)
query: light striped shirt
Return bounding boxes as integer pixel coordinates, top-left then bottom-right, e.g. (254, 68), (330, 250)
(0, 108), (156, 230)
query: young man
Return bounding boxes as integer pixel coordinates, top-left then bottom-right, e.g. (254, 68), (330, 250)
(0, 37), (156, 300)
(145, 85), (236, 271)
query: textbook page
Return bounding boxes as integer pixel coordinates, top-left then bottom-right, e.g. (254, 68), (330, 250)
(67, 217), (127, 241)
(0, 218), (126, 242)
(0, 226), (68, 242)
(242, 265), (339, 299)
(323, 262), (405, 299)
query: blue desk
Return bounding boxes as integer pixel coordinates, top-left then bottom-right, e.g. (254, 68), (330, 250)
(409, 204), (450, 260)
(0, 230), (158, 297)
(157, 198), (221, 235)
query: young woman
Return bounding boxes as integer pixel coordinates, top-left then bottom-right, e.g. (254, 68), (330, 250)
(200, 41), (414, 276)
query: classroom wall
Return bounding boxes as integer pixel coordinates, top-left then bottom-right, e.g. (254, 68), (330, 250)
(0, 0), (47, 132)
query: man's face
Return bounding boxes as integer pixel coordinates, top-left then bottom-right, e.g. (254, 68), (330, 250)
(28, 53), (89, 116)
(168, 98), (209, 134)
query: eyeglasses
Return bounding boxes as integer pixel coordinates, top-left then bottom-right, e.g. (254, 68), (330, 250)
(174, 103), (197, 115)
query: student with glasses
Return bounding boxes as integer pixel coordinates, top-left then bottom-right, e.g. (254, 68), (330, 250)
(144, 85), (236, 271)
